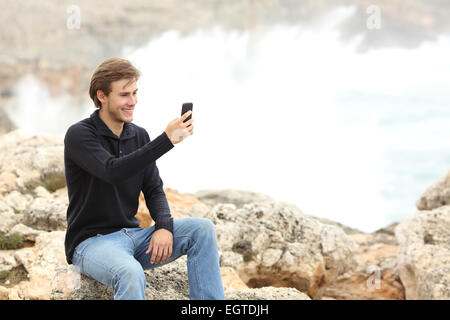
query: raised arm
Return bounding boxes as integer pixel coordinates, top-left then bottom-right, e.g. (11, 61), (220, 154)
(64, 124), (174, 185)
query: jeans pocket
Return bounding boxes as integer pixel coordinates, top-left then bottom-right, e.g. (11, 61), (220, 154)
(75, 234), (101, 257)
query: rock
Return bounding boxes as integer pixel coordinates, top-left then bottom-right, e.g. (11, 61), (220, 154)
(0, 171), (16, 194)
(136, 188), (204, 228)
(7, 223), (44, 242)
(187, 200), (357, 299)
(0, 106), (16, 136)
(0, 285), (9, 299)
(0, 250), (18, 272)
(226, 286), (310, 300)
(145, 256), (190, 300)
(395, 205), (450, 299)
(416, 169), (450, 210)
(11, 231), (69, 299)
(23, 197), (67, 231)
(193, 189), (275, 208)
(221, 267), (249, 291)
(59, 273), (113, 300)
(320, 232), (404, 300)
(62, 255), (191, 300)
(2, 190), (34, 214)
(0, 129), (65, 194)
(0, 201), (19, 234)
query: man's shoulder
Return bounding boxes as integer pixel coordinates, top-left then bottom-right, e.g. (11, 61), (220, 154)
(64, 118), (95, 140)
(65, 117), (94, 137)
(128, 122), (150, 140)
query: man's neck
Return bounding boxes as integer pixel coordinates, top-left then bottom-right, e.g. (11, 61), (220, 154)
(98, 108), (124, 138)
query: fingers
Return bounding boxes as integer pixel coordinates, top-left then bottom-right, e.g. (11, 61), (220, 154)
(145, 242), (153, 255)
(151, 245), (161, 264)
(181, 117), (194, 128)
(150, 245), (172, 264)
(181, 110), (192, 121)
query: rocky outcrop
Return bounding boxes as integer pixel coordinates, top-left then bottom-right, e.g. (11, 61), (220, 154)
(395, 205), (450, 299)
(0, 131), (319, 300)
(0, 130), (65, 194)
(416, 169), (450, 210)
(321, 225), (404, 300)
(184, 200), (358, 299)
(13, 130), (450, 300)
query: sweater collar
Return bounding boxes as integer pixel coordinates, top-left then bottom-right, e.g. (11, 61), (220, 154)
(90, 109), (136, 140)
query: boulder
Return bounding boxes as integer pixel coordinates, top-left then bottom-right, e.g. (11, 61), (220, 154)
(0, 129), (65, 195)
(186, 199), (358, 299)
(321, 231), (404, 300)
(416, 169), (450, 210)
(226, 286), (310, 300)
(22, 197), (67, 231)
(395, 205), (450, 299)
(193, 189), (276, 208)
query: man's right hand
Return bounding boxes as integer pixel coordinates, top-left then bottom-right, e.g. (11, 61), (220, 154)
(164, 110), (194, 144)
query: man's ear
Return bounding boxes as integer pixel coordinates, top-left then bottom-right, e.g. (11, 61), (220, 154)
(97, 89), (106, 105)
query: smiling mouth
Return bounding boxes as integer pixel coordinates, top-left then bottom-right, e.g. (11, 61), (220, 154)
(122, 108), (134, 116)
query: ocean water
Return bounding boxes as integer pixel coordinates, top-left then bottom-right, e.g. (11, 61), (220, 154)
(7, 8), (450, 233)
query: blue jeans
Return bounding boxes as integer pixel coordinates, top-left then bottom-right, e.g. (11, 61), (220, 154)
(71, 217), (225, 300)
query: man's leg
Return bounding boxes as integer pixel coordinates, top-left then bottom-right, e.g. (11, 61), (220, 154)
(133, 217), (225, 300)
(72, 229), (146, 300)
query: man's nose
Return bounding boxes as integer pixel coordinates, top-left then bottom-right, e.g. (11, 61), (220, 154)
(128, 95), (137, 106)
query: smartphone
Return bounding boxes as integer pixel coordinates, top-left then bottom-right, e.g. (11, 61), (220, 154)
(181, 102), (193, 126)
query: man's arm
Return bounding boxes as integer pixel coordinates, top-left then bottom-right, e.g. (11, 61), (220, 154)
(141, 129), (174, 233)
(65, 123), (174, 185)
(142, 150), (174, 265)
(142, 163), (173, 233)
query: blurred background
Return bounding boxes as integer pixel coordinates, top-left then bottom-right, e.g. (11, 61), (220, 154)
(1, 0), (449, 233)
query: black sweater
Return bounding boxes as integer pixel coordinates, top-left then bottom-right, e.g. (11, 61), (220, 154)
(63, 109), (175, 264)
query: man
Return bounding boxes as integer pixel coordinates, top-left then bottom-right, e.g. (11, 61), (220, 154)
(63, 57), (225, 300)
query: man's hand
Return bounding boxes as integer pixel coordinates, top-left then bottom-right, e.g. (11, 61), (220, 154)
(146, 228), (173, 264)
(164, 110), (194, 144)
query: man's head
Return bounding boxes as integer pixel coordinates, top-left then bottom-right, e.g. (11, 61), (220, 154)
(89, 57), (141, 123)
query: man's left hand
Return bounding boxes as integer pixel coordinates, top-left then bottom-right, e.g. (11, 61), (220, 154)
(146, 228), (173, 264)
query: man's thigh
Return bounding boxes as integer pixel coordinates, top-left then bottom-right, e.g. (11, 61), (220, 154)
(133, 217), (209, 270)
(72, 229), (141, 287)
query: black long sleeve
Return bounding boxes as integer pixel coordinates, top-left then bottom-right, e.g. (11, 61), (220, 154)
(64, 123), (173, 185)
(64, 109), (175, 264)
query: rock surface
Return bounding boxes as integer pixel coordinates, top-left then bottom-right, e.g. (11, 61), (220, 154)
(416, 169), (450, 211)
(0, 130), (65, 194)
(4, 130), (450, 300)
(395, 205), (450, 299)
(185, 200), (358, 299)
(320, 225), (404, 300)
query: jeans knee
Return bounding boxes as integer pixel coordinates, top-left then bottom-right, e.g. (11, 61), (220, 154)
(193, 217), (217, 239)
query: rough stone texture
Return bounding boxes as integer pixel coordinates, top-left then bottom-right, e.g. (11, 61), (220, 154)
(226, 286), (310, 300)
(22, 197), (67, 231)
(321, 231), (404, 300)
(416, 169), (450, 211)
(0, 130), (415, 300)
(11, 231), (69, 299)
(0, 130), (65, 194)
(186, 199), (358, 299)
(395, 205), (450, 299)
(193, 189), (276, 208)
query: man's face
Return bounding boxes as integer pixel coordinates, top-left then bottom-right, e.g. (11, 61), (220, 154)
(98, 78), (138, 123)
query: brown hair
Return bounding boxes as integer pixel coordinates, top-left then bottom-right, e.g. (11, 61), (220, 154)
(89, 57), (141, 109)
